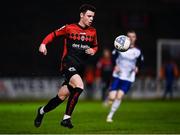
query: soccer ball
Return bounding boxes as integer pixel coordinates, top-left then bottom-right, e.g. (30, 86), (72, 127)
(114, 35), (131, 52)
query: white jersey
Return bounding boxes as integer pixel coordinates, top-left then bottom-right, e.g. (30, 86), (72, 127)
(112, 47), (141, 82)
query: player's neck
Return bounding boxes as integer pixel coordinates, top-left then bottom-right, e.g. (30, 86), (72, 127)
(78, 21), (87, 29)
(130, 44), (135, 48)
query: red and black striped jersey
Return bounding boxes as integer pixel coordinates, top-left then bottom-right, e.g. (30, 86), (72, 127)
(42, 23), (98, 67)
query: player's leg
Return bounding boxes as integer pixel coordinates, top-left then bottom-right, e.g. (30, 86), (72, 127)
(170, 80), (174, 99)
(34, 83), (70, 128)
(102, 80), (110, 104)
(61, 74), (84, 128)
(41, 84), (70, 114)
(163, 79), (169, 99)
(106, 90), (118, 122)
(107, 77), (121, 105)
(101, 81), (106, 101)
(107, 90), (124, 122)
(106, 77), (120, 122)
(107, 79), (131, 122)
(108, 91), (117, 104)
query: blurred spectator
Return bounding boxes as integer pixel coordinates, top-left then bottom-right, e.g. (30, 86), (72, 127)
(160, 59), (179, 99)
(96, 48), (113, 102)
(84, 65), (95, 100)
(0, 81), (7, 96)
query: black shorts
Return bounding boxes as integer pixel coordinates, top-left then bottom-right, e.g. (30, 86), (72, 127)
(61, 58), (84, 82)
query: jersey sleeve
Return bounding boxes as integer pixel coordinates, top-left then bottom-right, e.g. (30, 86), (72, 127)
(42, 25), (67, 45)
(136, 51), (144, 70)
(112, 49), (119, 66)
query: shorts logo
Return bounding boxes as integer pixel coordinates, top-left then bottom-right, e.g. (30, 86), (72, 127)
(68, 67), (76, 72)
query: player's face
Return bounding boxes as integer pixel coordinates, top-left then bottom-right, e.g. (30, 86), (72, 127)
(103, 49), (111, 58)
(81, 10), (95, 27)
(127, 32), (137, 46)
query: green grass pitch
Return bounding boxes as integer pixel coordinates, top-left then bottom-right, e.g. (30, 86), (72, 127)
(0, 100), (180, 134)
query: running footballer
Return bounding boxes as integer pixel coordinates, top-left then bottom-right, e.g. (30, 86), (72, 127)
(34, 4), (98, 129)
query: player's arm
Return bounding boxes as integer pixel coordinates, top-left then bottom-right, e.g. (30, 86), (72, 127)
(85, 30), (98, 56)
(111, 49), (121, 73)
(39, 25), (67, 55)
(85, 48), (97, 56)
(114, 65), (121, 74)
(112, 49), (119, 66)
(135, 53), (144, 73)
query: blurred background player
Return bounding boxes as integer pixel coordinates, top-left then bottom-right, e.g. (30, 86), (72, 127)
(160, 59), (179, 99)
(84, 65), (96, 99)
(34, 4), (98, 128)
(96, 48), (113, 103)
(106, 30), (144, 122)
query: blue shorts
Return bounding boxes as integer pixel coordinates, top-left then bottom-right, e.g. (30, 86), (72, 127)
(110, 77), (132, 94)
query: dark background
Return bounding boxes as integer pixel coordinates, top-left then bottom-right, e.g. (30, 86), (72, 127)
(0, 0), (180, 77)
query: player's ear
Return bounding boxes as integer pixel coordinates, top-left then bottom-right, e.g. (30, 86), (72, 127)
(80, 12), (84, 18)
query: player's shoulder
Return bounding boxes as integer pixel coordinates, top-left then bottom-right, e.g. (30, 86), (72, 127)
(65, 23), (77, 28)
(130, 46), (141, 57)
(66, 23), (96, 30)
(133, 46), (141, 53)
(59, 23), (78, 29)
(88, 26), (96, 31)
(56, 24), (77, 32)
(58, 24), (78, 32)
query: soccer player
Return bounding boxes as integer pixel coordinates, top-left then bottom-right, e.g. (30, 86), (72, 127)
(96, 48), (113, 102)
(106, 30), (144, 122)
(34, 4), (98, 128)
(160, 59), (178, 99)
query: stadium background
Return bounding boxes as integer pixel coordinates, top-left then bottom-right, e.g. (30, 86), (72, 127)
(1, 0), (180, 77)
(1, 0), (180, 99)
(0, 0), (180, 134)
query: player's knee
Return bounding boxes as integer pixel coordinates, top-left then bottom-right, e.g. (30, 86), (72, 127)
(69, 81), (84, 89)
(108, 91), (117, 101)
(109, 97), (116, 102)
(116, 93), (124, 100)
(57, 85), (70, 100)
(57, 92), (68, 100)
(69, 83), (84, 90)
(117, 90), (124, 100)
(116, 96), (123, 100)
(69, 74), (84, 89)
(57, 94), (67, 100)
(73, 82), (84, 89)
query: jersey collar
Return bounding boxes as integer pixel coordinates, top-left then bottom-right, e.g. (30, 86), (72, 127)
(76, 23), (88, 30)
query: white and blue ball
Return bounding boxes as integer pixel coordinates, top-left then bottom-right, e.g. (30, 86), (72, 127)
(114, 35), (131, 52)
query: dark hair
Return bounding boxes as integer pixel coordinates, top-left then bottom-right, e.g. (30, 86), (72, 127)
(79, 4), (96, 13)
(126, 29), (136, 34)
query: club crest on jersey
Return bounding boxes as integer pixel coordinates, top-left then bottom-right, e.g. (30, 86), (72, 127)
(80, 35), (85, 41)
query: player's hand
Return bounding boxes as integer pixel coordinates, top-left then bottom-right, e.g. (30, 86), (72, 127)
(39, 44), (47, 55)
(85, 48), (95, 56)
(134, 67), (139, 74)
(114, 66), (121, 73)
